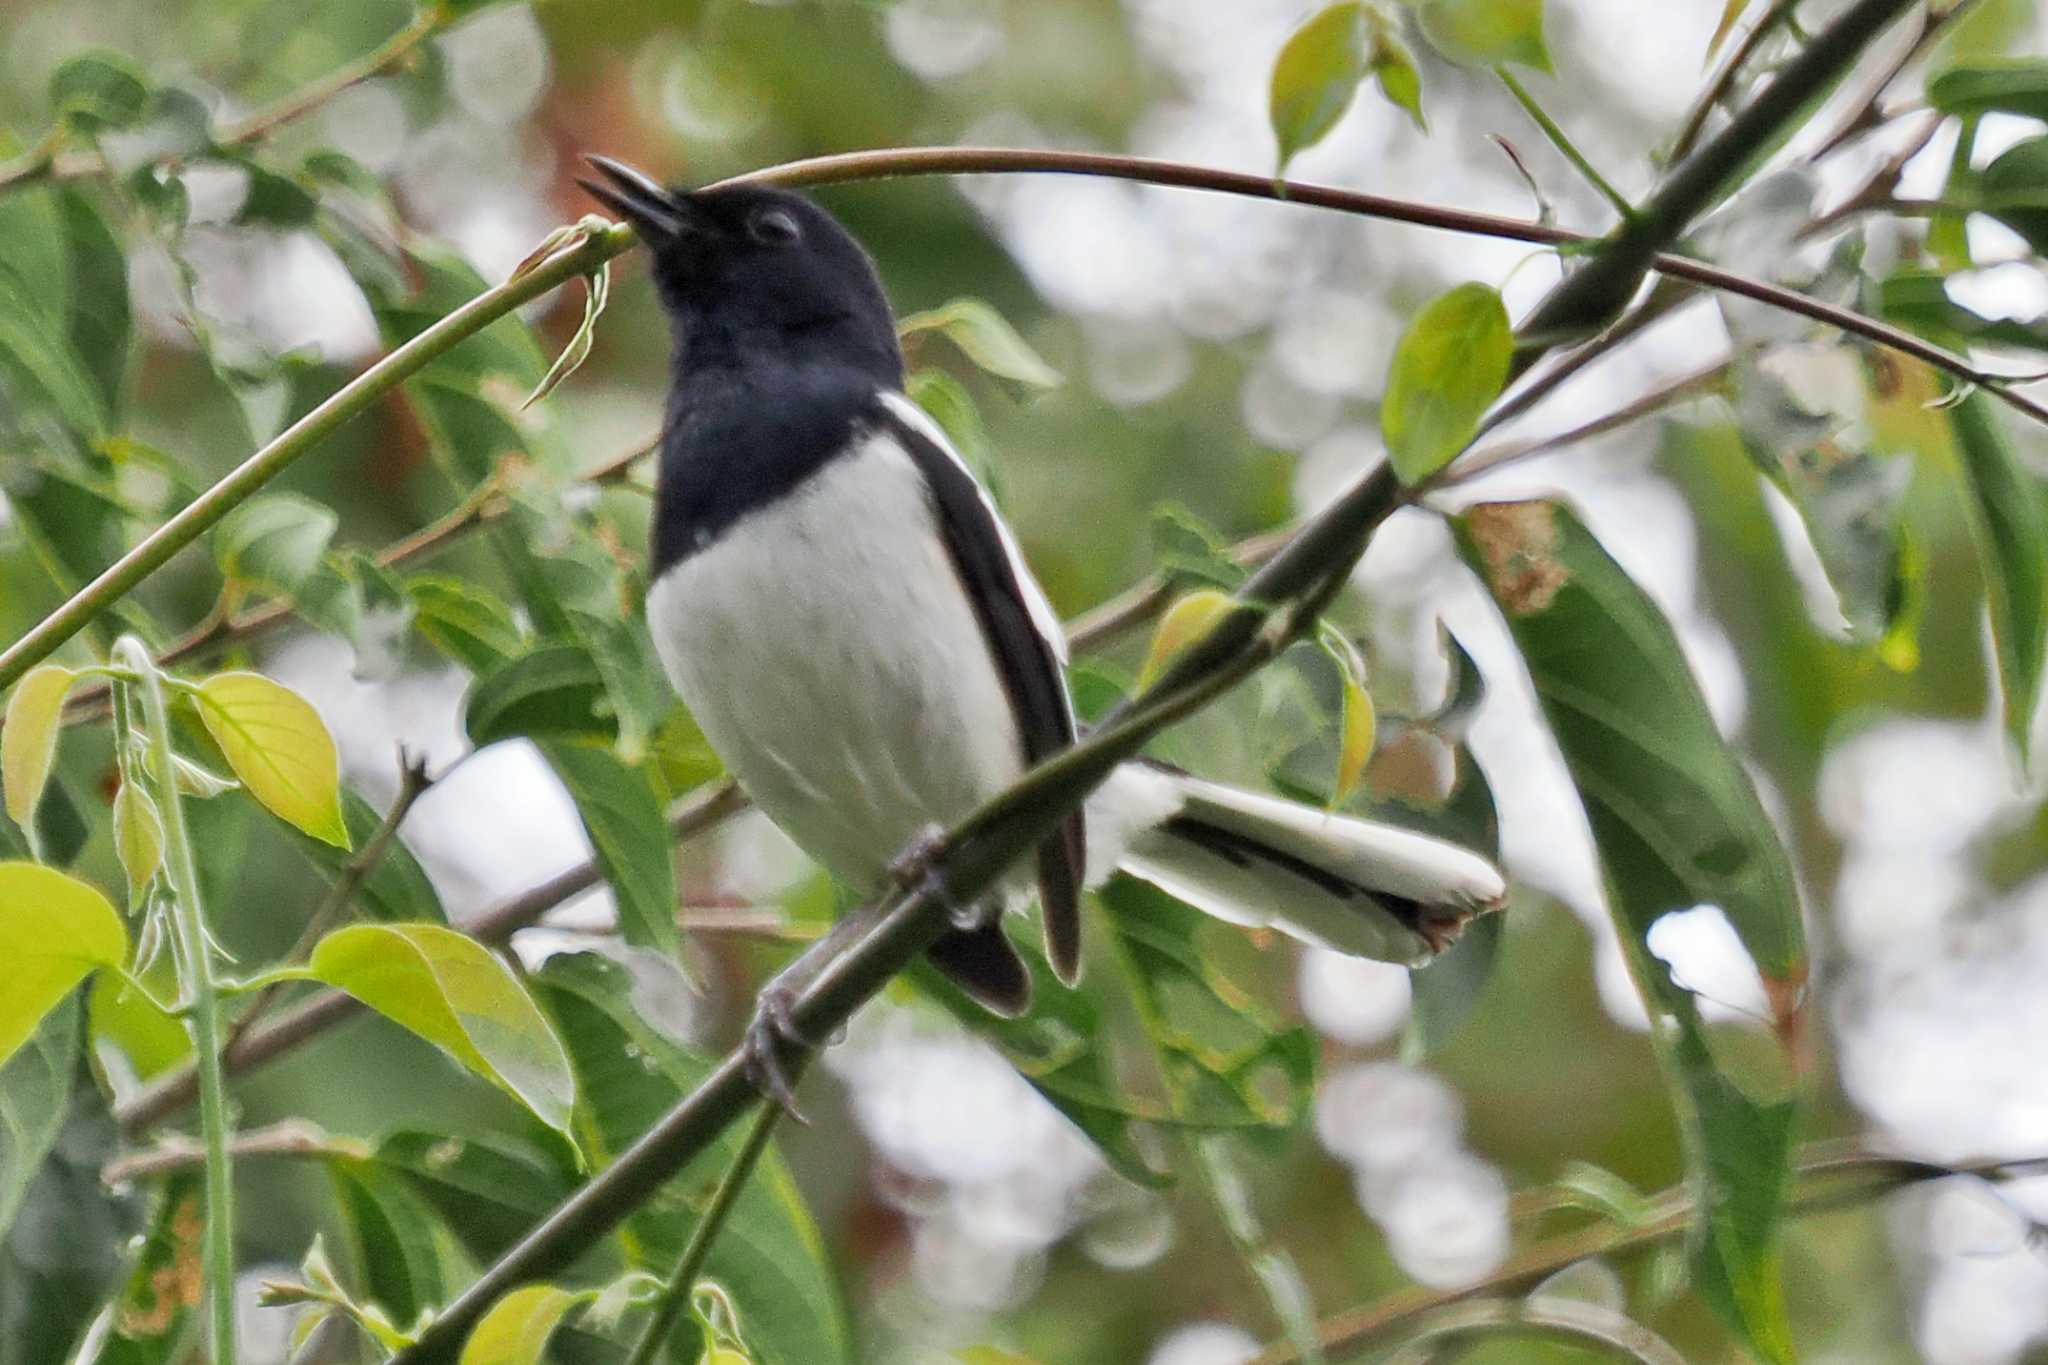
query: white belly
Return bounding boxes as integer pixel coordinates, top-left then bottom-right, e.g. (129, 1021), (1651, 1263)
(646, 436), (1030, 889)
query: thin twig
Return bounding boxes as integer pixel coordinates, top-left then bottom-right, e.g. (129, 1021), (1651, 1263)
(113, 777), (747, 1136)
(1807, 0), (1988, 162)
(624, 1104), (783, 1365)
(0, 12), (442, 197)
(1248, 1148), (2048, 1365)
(102, 1119), (368, 1186)
(1446, 358), (1732, 484)
(1497, 66), (1635, 222)
(219, 749), (435, 1062)
(1668, 0), (1803, 166)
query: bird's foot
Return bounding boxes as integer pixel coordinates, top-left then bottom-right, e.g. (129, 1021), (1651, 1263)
(886, 822), (949, 893)
(742, 982), (811, 1123)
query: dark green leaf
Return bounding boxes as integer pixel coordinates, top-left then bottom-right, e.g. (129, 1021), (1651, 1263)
(1419, 0), (1550, 71)
(409, 575), (529, 674)
(0, 1029), (137, 1365)
(534, 953), (853, 1365)
(538, 740), (679, 959)
(1269, 3), (1371, 170)
(224, 156), (319, 228)
(0, 270), (109, 441)
(1455, 499), (1802, 1361)
(1152, 503), (1250, 591)
(897, 297), (1061, 389)
(1929, 58), (2048, 119)
(375, 1129), (576, 1264)
(1948, 393), (2048, 763)
(911, 942), (1177, 1190)
(0, 996), (78, 1243)
(49, 52), (150, 131)
(466, 644), (615, 748)
(569, 608), (664, 766)
(1099, 876), (1317, 1140)
(1406, 760), (1504, 1054)
(214, 492), (338, 597)
(1977, 135), (2048, 255)
(289, 786), (447, 924)
(327, 1157), (459, 1329)
(59, 189), (131, 419)
(1381, 282), (1512, 485)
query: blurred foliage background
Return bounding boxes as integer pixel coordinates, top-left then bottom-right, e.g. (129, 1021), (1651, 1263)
(4, 0), (2048, 1362)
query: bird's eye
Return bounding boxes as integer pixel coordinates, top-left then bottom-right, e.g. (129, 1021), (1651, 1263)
(750, 209), (801, 245)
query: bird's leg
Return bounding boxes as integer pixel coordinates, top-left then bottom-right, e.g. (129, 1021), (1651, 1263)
(885, 821), (949, 892)
(741, 905), (880, 1121)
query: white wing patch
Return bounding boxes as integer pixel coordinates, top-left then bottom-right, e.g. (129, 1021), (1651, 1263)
(878, 390), (1070, 665)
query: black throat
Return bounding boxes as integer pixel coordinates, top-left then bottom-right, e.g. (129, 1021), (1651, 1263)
(649, 322), (904, 580)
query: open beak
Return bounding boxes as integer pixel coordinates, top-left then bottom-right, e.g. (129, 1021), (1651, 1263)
(578, 154), (693, 242)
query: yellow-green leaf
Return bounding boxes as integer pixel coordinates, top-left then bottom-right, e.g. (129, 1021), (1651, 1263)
(1706, 0), (1750, 60)
(195, 671), (349, 848)
(1270, 4), (1371, 170)
(1321, 631), (1377, 805)
(1419, 0), (1550, 71)
(956, 1351), (1043, 1365)
(0, 862), (127, 1069)
(1138, 589), (1238, 690)
(3, 665), (76, 832)
(112, 780), (164, 900)
(459, 1283), (583, 1365)
(308, 923), (575, 1134)
(1381, 282), (1512, 485)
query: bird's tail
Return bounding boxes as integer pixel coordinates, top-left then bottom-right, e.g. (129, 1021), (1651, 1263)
(1087, 762), (1507, 966)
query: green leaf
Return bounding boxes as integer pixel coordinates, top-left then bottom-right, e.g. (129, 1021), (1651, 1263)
(410, 575), (530, 674)
(111, 780), (164, 902)
(523, 260), (609, 408)
(3, 665), (75, 836)
(0, 996), (77, 1244)
(0, 1032), (134, 1365)
(907, 368), (998, 490)
(1370, 22), (1427, 132)
(1405, 761), (1503, 1054)
(0, 269), (110, 440)
(650, 703), (727, 799)
(1418, 0), (1551, 71)
(88, 970), (190, 1082)
(538, 739), (680, 959)
(214, 492), (338, 598)
(195, 671), (350, 847)
(897, 297), (1062, 389)
(327, 1156), (459, 1330)
(534, 953), (852, 1365)
(1192, 1136), (1326, 1365)
(291, 786), (447, 924)
(59, 188), (132, 419)
(1929, 58), (2048, 119)
(375, 1129), (577, 1264)
(911, 942), (1175, 1189)
(1454, 499), (1802, 1361)
(466, 644), (615, 748)
(1948, 393), (2048, 763)
(1099, 876), (1318, 1137)
(49, 52), (150, 131)
(1269, 4), (1371, 170)
(223, 155), (319, 228)
(308, 923), (577, 1135)
(459, 1283), (584, 1365)
(1977, 135), (2048, 255)
(0, 864), (126, 1070)
(1381, 282), (1512, 485)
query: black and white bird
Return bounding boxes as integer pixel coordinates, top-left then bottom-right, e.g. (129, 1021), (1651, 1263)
(579, 157), (1505, 1088)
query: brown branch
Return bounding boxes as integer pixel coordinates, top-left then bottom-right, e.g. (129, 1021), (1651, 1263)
(1445, 358), (1733, 484)
(1249, 1146), (2048, 1365)
(102, 1119), (366, 1186)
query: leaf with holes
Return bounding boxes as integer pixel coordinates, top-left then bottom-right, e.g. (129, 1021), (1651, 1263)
(1382, 282), (1512, 485)
(308, 923), (576, 1136)
(1454, 498), (1801, 1362)
(0, 863), (126, 1071)
(195, 671), (349, 848)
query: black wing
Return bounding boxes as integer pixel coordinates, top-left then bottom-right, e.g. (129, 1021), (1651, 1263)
(876, 394), (1086, 987)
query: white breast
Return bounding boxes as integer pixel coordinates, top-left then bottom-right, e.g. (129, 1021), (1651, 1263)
(646, 433), (1031, 889)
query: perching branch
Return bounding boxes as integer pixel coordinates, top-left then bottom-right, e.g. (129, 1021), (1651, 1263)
(1248, 1146), (2048, 1365)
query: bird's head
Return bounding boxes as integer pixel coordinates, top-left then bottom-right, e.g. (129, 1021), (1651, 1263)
(579, 155), (900, 382)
